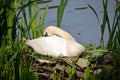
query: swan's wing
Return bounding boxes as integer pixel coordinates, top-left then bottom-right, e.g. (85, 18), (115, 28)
(66, 41), (85, 57)
(26, 36), (67, 57)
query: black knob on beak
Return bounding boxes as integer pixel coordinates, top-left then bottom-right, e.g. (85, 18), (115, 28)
(44, 32), (49, 36)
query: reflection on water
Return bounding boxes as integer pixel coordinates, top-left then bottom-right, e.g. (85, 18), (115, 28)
(40, 0), (115, 45)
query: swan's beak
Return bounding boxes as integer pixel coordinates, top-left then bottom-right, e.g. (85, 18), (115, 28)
(44, 32), (49, 37)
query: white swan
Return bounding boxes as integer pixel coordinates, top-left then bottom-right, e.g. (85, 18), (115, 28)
(44, 26), (76, 41)
(26, 26), (85, 57)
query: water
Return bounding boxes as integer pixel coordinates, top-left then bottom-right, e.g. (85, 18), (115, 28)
(38, 0), (115, 45)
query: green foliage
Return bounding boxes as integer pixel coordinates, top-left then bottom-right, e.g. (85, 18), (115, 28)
(52, 67), (61, 80)
(88, 4), (100, 25)
(88, 1), (120, 79)
(0, 0), (48, 79)
(89, 0), (120, 52)
(0, 0), (18, 45)
(67, 65), (76, 80)
(57, 0), (68, 27)
(19, 0), (48, 39)
(0, 0), (120, 79)
(52, 65), (76, 80)
(92, 65), (113, 80)
(0, 39), (38, 80)
(83, 44), (107, 62)
(84, 67), (90, 80)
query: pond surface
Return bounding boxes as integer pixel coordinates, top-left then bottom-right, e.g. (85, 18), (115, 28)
(39, 0), (115, 46)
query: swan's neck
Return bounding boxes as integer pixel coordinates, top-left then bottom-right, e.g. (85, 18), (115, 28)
(54, 28), (75, 41)
(44, 26), (76, 41)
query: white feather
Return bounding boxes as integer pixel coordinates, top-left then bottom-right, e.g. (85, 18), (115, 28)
(26, 26), (85, 57)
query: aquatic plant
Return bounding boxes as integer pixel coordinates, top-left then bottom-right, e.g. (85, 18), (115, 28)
(0, 0), (120, 79)
(89, 0), (120, 52)
(88, 0), (120, 79)
(57, 0), (68, 27)
(0, 0), (48, 79)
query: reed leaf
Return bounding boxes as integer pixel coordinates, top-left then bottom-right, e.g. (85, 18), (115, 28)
(107, 1), (120, 51)
(85, 67), (90, 80)
(29, 0), (32, 20)
(21, 1), (32, 39)
(75, 7), (88, 10)
(57, 0), (68, 27)
(88, 0), (120, 51)
(31, 1), (37, 38)
(38, 5), (48, 37)
(99, 0), (108, 46)
(88, 4), (100, 25)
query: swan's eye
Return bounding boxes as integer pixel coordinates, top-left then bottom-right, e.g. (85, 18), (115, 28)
(44, 32), (49, 36)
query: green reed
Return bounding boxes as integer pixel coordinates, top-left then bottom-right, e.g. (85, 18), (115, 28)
(0, 0), (48, 79)
(0, 0), (67, 79)
(57, 0), (68, 27)
(0, 0), (18, 45)
(88, 0), (120, 79)
(0, 38), (38, 80)
(84, 67), (90, 80)
(52, 65), (76, 80)
(1, 0), (120, 79)
(89, 0), (120, 52)
(19, 0), (48, 39)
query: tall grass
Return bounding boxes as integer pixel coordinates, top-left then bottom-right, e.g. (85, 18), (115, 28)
(100, 0), (120, 52)
(0, 0), (67, 79)
(0, 0), (18, 45)
(88, 0), (120, 79)
(57, 0), (68, 27)
(1, 39), (38, 80)
(88, 0), (120, 52)
(0, 0), (48, 79)
(1, 0), (119, 79)
(19, 0), (48, 39)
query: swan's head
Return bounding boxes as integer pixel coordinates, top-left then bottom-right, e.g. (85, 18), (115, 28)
(44, 26), (76, 41)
